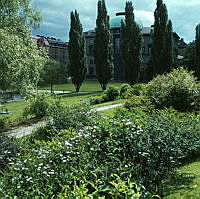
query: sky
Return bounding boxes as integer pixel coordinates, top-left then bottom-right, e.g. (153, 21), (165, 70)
(32, 0), (200, 43)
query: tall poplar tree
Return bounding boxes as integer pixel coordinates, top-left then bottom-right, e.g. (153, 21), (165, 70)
(152, 0), (174, 75)
(68, 10), (87, 92)
(195, 24), (200, 79)
(94, 0), (114, 90)
(121, 1), (143, 85)
(164, 20), (174, 72)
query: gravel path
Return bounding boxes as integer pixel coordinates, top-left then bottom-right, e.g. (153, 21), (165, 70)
(5, 103), (123, 138)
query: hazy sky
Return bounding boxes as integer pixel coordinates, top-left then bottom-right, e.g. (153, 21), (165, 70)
(32, 0), (200, 43)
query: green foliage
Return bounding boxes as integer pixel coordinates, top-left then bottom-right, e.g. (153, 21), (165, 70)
(0, 116), (8, 133)
(103, 86), (120, 101)
(58, 174), (154, 198)
(0, 29), (47, 92)
(68, 10), (87, 92)
(0, 0), (42, 34)
(145, 67), (200, 111)
(0, 134), (20, 170)
(94, 0), (114, 90)
(125, 83), (146, 98)
(183, 41), (195, 71)
(49, 102), (99, 130)
(89, 86), (120, 105)
(23, 92), (60, 118)
(121, 1), (143, 85)
(195, 24), (200, 79)
(39, 59), (67, 93)
(124, 95), (154, 113)
(152, 0), (174, 75)
(119, 83), (132, 98)
(89, 95), (104, 105)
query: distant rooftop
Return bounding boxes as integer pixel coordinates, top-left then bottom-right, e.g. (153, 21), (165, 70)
(109, 12), (143, 29)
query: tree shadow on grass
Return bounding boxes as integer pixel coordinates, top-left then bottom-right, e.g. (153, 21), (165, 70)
(159, 172), (196, 198)
(60, 91), (102, 98)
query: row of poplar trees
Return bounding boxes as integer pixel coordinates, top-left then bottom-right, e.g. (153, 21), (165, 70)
(68, 0), (174, 91)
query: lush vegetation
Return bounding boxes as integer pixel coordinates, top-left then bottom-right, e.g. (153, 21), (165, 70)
(121, 1), (142, 85)
(68, 10), (87, 92)
(0, 68), (200, 198)
(151, 0), (174, 76)
(94, 0), (114, 90)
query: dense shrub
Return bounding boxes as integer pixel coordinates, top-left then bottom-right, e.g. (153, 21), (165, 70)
(1, 106), (199, 196)
(0, 116), (8, 132)
(103, 86), (120, 101)
(0, 128), (154, 198)
(0, 134), (20, 170)
(124, 95), (154, 113)
(89, 95), (104, 105)
(145, 67), (200, 111)
(125, 83), (146, 98)
(49, 102), (99, 130)
(23, 92), (60, 118)
(89, 86), (120, 105)
(119, 83), (132, 98)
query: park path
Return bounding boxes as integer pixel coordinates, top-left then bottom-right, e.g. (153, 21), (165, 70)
(5, 103), (123, 138)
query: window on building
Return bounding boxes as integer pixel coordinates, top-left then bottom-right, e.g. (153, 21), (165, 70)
(90, 59), (94, 65)
(88, 45), (94, 56)
(89, 67), (94, 75)
(89, 39), (94, 45)
(148, 45), (152, 55)
(115, 38), (120, 54)
(142, 47), (145, 54)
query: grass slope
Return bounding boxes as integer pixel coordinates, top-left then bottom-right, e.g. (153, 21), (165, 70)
(163, 158), (200, 198)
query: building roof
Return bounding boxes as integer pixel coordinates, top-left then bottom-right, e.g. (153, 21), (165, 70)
(177, 38), (188, 48)
(142, 27), (152, 35)
(109, 16), (143, 29)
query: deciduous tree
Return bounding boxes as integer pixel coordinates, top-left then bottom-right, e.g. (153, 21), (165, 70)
(0, 0), (46, 93)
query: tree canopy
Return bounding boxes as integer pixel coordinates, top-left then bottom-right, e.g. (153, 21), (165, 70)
(68, 10), (87, 92)
(195, 24), (200, 79)
(0, 29), (46, 92)
(152, 0), (174, 76)
(0, 0), (46, 93)
(121, 1), (143, 85)
(94, 0), (114, 90)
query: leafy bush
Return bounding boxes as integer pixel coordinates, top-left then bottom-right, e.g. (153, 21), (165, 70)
(103, 86), (120, 101)
(145, 67), (200, 111)
(49, 102), (99, 130)
(0, 127), (155, 198)
(119, 83), (132, 98)
(89, 86), (120, 105)
(23, 92), (60, 118)
(0, 134), (20, 170)
(58, 174), (155, 198)
(0, 116), (8, 132)
(125, 83), (146, 98)
(124, 95), (154, 113)
(89, 95), (104, 105)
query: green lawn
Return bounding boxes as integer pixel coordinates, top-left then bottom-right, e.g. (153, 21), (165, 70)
(40, 80), (124, 92)
(0, 91), (123, 124)
(163, 158), (200, 198)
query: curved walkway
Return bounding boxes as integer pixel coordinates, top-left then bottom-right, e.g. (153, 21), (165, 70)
(5, 103), (123, 138)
